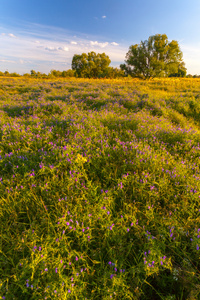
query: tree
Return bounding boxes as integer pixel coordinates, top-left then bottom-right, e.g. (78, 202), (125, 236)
(49, 70), (63, 77)
(61, 69), (75, 77)
(106, 67), (125, 78)
(72, 51), (111, 78)
(120, 34), (186, 79)
(30, 70), (37, 76)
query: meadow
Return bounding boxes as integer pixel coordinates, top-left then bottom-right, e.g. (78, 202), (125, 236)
(0, 77), (200, 299)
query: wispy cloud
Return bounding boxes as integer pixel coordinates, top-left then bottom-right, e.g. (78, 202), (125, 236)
(90, 41), (109, 48)
(8, 33), (17, 38)
(102, 16), (106, 19)
(0, 59), (16, 63)
(44, 46), (69, 52)
(111, 42), (119, 46)
(0, 22), (126, 74)
(1, 33), (16, 38)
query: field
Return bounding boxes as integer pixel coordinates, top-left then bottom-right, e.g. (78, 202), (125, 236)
(0, 77), (200, 299)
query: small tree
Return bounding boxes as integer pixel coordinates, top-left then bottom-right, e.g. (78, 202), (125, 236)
(120, 34), (186, 79)
(72, 51), (111, 78)
(30, 70), (37, 77)
(49, 70), (62, 77)
(106, 67), (125, 78)
(62, 70), (75, 77)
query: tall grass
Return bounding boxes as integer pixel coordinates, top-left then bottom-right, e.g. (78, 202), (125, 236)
(1, 77), (200, 299)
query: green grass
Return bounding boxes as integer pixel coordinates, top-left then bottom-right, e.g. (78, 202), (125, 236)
(0, 77), (200, 299)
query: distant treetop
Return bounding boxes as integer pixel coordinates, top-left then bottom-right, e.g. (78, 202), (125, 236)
(120, 34), (187, 79)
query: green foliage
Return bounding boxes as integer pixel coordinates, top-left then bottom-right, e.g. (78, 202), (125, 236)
(49, 69), (75, 78)
(72, 51), (111, 78)
(121, 34), (187, 79)
(0, 71), (20, 77)
(106, 66), (125, 78)
(61, 69), (75, 77)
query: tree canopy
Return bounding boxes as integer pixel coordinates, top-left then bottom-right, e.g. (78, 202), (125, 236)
(120, 34), (186, 79)
(71, 51), (111, 78)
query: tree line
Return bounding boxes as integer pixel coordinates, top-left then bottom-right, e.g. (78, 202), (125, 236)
(72, 34), (187, 79)
(1, 34), (194, 79)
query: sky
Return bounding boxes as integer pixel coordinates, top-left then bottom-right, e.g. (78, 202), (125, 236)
(1, 0), (200, 75)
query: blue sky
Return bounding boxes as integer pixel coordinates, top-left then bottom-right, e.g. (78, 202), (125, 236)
(1, 0), (200, 74)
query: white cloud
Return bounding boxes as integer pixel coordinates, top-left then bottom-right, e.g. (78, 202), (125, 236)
(0, 59), (16, 63)
(45, 46), (57, 51)
(8, 33), (16, 38)
(90, 41), (109, 48)
(102, 16), (106, 19)
(111, 42), (119, 46)
(59, 46), (69, 51)
(45, 46), (69, 52)
(1, 33), (6, 36)
(0, 22), (128, 74)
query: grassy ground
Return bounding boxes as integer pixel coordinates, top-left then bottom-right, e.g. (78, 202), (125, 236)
(0, 77), (200, 299)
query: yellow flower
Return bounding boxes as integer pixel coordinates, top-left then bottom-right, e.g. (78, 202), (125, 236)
(75, 154), (87, 164)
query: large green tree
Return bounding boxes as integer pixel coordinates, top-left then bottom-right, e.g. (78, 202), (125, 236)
(120, 34), (186, 79)
(72, 51), (111, 78)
